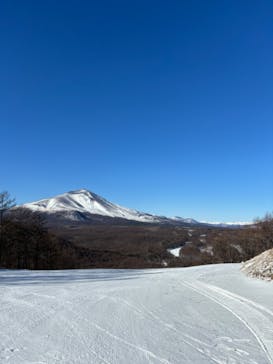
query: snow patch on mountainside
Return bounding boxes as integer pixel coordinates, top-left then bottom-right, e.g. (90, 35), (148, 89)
(167, 246), (183, 257)
(241, 248), (273, 280)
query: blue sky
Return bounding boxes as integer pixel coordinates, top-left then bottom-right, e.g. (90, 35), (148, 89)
(1, 0), (272, 221)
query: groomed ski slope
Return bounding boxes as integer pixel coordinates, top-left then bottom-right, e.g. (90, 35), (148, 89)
(0, 264), (273, 364)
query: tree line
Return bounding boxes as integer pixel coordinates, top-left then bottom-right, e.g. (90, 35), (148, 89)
(0, 191), (97, 269)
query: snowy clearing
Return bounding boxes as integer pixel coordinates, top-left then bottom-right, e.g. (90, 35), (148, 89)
(168, 242), (192, 257)
(1, 264), (273, 364)
(167, 246), (183, 257)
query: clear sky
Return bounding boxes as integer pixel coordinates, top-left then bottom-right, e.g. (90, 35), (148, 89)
(1, 0), (272, 222)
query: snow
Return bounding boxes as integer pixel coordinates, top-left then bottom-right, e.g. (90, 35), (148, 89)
(241, 249), (273, 280)
(168, 242), (193, 257)
(231, 244), (244, 254)
(1, 264), (273, 364)
(167, 246), (182, 257)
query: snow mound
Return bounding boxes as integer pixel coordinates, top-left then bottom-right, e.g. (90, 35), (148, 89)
(241, 248), (273, 280)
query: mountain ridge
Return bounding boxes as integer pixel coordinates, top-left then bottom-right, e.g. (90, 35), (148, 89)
(22, 189), (168, 224)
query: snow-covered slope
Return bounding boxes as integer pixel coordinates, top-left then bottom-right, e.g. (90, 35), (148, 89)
(241, 248), (273, 280)
(22, 189), (197, 224)
(1, 264), (272, 364)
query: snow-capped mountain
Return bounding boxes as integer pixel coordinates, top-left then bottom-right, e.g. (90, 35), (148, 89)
(22, 189), (160, 223)
(171, 216), (199, 224)
(21, 189), (250, 227)
(201, 221), (252, 227)
(22, 189), (186, 224)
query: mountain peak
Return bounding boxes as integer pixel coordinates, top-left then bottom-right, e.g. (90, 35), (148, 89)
(67, 189), (96, 197)
(22, 189), (161, 223)
(68, 189), (91, 194)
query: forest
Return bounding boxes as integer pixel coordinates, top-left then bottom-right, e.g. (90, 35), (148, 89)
(1, 191), (272, 270)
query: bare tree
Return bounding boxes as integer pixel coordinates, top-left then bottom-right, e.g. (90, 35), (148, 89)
(0, 191), (16, 264)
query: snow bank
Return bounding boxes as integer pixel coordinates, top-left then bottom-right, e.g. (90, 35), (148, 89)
(241, 248), (273, 280)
